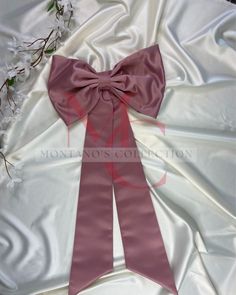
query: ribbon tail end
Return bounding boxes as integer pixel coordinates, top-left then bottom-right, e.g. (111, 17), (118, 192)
(68, 267), (113, 295)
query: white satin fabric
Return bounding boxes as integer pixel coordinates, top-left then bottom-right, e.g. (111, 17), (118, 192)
(0, 0), (236, 295)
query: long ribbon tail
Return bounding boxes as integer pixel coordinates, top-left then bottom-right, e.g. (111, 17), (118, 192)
(112, 101), (178, 295)
(68, 97), (114, 295)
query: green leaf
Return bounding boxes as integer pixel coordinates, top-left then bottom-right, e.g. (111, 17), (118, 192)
(44, 48), (55, 54)
(7, 77), (15, 86)
(47, 0), (55, 12)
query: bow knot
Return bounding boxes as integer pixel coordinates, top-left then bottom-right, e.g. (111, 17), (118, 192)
(97, 72), (112, 91)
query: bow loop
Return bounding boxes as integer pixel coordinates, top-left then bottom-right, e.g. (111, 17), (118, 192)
(48, 55), (100, 126)
(110, 45), (166, 117)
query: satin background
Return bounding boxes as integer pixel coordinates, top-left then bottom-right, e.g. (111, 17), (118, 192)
(0, 0), (236, 295)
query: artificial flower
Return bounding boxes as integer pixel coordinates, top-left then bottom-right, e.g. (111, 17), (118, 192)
(7, 36), (23, 56)
(6, 177), (22, 189)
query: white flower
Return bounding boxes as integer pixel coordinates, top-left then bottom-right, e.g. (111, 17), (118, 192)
(7, 68), (17, 79)
(14, 108), (23, 122)
(13, 89), (27, 104)
(53, 17), (67, 36)
(15, 61), (31, 82)
(5, 63), (18, 80)
(6, 177), (22, 189)
(1, 103), (13, 115)
(1, 106), (22, 124)
(7, 37), (22, 56)
(20, 52), (32, 67)
(58, 0), (73, 12)
(2, 116), (13, 124)
(4, 160), (24, 189)
(7, 36), (21, 48)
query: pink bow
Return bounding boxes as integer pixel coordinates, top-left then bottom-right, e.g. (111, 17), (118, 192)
(48, 45), (177, 295)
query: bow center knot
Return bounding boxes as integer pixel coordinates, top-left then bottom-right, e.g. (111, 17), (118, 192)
(97, 74), (112, 90)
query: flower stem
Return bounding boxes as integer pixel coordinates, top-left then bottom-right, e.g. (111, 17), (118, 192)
(0, 152), (14, 179)
(0, 0), (74, 179)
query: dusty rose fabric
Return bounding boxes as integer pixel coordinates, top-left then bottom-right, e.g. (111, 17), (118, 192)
(47, 44), (177, 295)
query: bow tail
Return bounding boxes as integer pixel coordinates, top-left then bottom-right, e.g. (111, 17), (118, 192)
(69, 98), (114, 295)
(112, 101), (178, 295)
